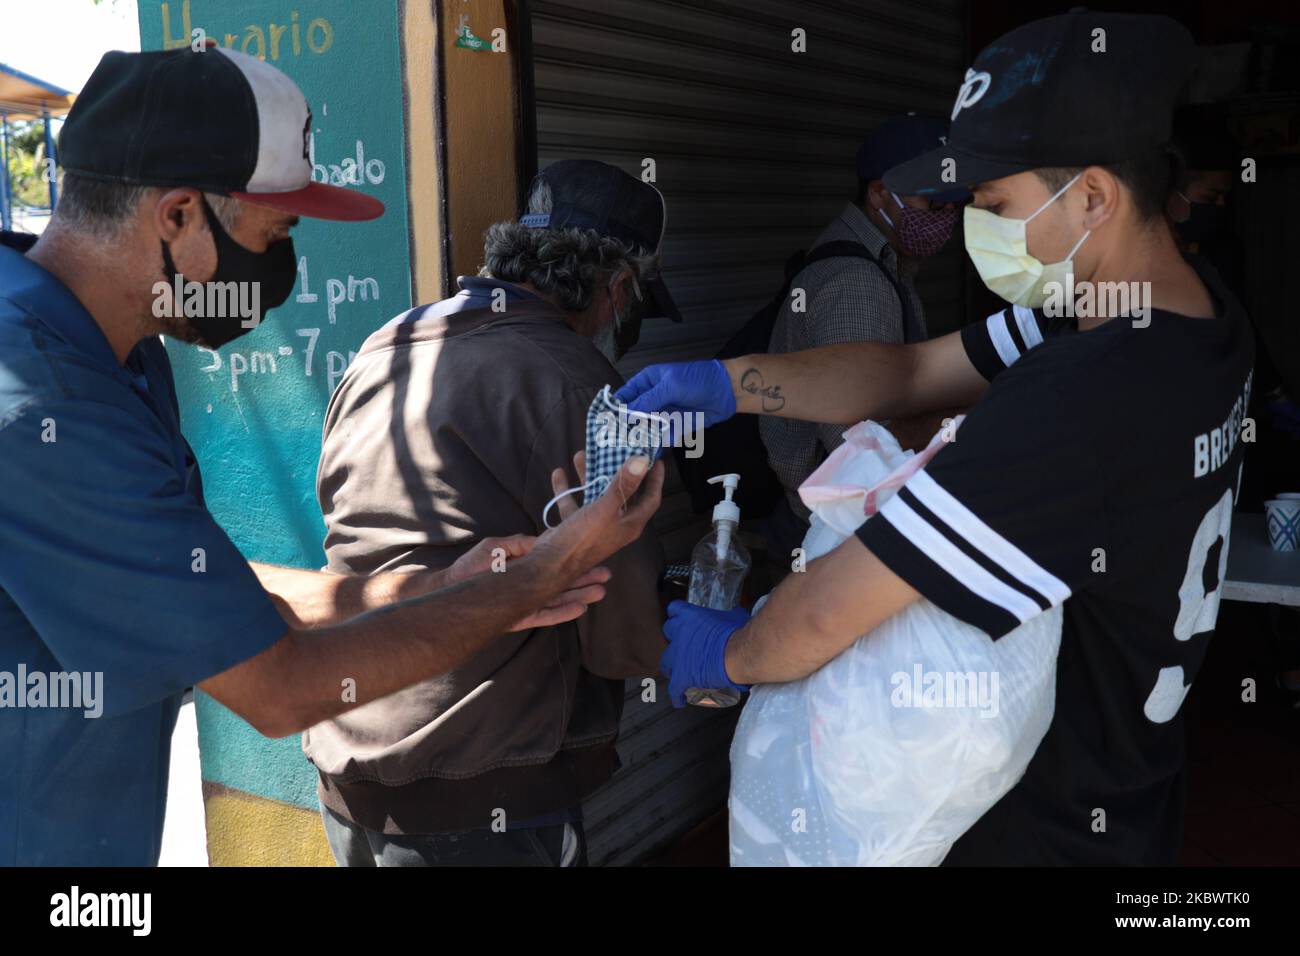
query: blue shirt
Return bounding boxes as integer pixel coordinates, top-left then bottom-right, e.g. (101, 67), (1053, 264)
(384, 275), (540, 326)
(0, 248), (287, 865)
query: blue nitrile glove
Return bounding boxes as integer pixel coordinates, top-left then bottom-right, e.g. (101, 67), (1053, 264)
(616, 360), (736, 427)
(660, 600), (752, 708)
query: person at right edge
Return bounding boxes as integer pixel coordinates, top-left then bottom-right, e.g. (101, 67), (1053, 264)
(618, 12), (1254, 865)
(1170, 106), (1300, 711)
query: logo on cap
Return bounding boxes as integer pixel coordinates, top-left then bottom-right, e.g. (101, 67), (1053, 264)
(951, 68), (992, 121)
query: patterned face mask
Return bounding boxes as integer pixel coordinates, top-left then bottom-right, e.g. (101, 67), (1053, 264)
(879, 192), (958, 258)
(542, 385), (669, 528)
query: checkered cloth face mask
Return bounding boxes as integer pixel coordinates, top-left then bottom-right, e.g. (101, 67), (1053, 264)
(542, 385), (669, 528)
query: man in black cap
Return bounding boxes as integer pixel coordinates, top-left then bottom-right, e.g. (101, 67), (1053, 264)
(307, 159), (680, 866)
(0, 49), (662, 865)
(761, 113), (965, 565)
(619, 11), (1254, 865)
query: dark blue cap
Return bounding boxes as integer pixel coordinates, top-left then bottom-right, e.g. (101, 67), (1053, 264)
(521, 159), (682, 321)
(856, 114), (970, 204)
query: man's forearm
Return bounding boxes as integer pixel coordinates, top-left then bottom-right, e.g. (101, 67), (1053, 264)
(720, 332), (988, 427)
(209, 456), (664, 737)
(723, 343), (919, 425)
(207, 456), (665, 737)
(725, 536), (919, 685)
(204, 553), (562, 737)
(725, 559), (861, 685)
(250, 561), (446, 629)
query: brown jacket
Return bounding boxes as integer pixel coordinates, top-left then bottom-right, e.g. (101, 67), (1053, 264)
(302, 294), (666, 834)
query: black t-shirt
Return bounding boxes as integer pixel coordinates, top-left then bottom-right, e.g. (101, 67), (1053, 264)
(856, 259), (1255, 865)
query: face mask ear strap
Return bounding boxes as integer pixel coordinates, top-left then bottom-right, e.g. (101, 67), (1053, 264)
(1066, 228), (1091, 260)
(599, 385), (670, 433)
(1027, 170), (1085, 223)
(541, 476), (607, 529)
(607, 272), (643, 336)
(608, 269), (644, 302)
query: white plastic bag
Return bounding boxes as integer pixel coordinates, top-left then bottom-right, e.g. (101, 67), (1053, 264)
(729, 421), (1062, 866)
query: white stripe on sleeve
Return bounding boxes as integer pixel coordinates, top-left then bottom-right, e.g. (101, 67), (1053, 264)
(905, 470), (1072, 605)
(878, 494), (1046, 623)
(986, 311), (1021, 368)
(1011, 304), (1043, 350)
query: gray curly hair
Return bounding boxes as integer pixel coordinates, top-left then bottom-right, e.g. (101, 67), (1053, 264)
(480, 180), (660, 312)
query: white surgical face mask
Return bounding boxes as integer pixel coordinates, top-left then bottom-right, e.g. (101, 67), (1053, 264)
(963, 172), (1090, 308)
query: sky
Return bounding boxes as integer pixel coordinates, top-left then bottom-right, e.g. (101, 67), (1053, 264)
(0, 0), (141, 93)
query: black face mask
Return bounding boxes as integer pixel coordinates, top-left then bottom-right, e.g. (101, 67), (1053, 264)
(161, 197), (296, 348)
(1176, 198), (1229, 244)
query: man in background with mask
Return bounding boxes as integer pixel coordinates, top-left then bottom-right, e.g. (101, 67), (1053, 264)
(307, 160), (675, 866)
(761, 114), (963, 563)
(0, 50), (661, 866)
(1167, 105), (1238, 274)
(618, 12), (1253, 865)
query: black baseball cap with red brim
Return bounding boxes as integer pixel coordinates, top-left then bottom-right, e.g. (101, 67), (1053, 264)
(59, 46), (383, 222)
(882, 11), (1195, 197)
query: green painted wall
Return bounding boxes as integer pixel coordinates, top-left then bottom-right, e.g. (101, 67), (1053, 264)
(138, 0), (414, 846)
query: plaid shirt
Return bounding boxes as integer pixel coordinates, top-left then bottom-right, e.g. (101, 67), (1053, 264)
(759, 203), (926, 520)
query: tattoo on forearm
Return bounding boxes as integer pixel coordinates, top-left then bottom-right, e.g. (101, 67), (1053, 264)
(740, 368), (786, 413)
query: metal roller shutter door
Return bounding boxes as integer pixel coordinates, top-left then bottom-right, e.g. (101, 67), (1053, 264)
(529, 0), (967, 864)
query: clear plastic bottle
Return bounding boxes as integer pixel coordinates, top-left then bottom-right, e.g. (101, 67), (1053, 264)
(685, 474), (751, 708)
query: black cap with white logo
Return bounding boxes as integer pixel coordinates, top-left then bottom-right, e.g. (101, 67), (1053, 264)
(883, 11), (1195, 196)
(59, 46), (384, 221)
(520, 159), (682, 322)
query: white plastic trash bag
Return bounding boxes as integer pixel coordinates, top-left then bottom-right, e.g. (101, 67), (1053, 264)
(729, 420), (1062, 867)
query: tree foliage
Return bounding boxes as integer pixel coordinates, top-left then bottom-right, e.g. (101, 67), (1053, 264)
(3, 120), (56, 208)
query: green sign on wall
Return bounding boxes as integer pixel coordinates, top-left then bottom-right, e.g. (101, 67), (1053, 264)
(140, 0), (412, 571)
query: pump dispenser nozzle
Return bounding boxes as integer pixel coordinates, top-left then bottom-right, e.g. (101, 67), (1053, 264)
(707, 473), (741, 525)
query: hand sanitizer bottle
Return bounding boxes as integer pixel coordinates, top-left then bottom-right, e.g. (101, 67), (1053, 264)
(686, 473), (751, 708)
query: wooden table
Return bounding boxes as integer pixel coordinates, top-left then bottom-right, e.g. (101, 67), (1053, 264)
(1224, 512), (1300, 606)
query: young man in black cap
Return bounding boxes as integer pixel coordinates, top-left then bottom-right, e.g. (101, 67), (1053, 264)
(0, 48), (661, 865)
(620, 11), (1253, 865)
(308, 160), (680, 866)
